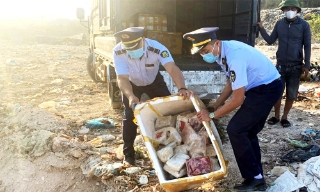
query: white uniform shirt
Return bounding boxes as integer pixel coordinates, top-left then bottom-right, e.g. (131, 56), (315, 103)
(216, 40), (280, 91)
(113, 38), (174, 86)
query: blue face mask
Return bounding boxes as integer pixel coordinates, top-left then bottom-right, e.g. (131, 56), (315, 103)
(201, 45), (219, 64)
(127, 47), (144, 59)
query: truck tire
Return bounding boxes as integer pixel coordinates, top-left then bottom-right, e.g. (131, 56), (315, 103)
(108, 82), (122, 109)
(86, 52), (99, 82)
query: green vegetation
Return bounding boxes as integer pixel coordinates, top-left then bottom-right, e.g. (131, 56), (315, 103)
(308, 14), (320, 42)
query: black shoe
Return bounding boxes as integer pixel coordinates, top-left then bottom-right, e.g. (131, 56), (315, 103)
(123, 155), (135, 166)
(234, 178), (254, 188)
(234, 178), (267, 191)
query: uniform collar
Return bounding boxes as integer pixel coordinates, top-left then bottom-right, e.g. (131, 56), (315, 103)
(143, 39), (149, 58)
(217, 41), (226, 65)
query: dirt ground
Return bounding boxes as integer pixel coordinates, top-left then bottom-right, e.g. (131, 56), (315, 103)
(0, 40), (319, 192)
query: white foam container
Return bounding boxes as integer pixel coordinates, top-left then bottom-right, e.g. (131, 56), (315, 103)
(134, 95), (227, 192)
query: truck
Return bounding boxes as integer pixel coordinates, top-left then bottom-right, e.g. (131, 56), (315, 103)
(77, 0), (261, 109)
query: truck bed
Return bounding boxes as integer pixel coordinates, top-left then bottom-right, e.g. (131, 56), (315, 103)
(159, 55), (221, 71)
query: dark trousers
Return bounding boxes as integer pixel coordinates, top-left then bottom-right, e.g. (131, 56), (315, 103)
(227, 78), (283, 179)
(122, 73), (171, 157)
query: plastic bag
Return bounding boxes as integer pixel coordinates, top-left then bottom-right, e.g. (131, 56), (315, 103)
(181, 123), (206, 158)
(156, 145), (174, 163)
(198, 127), (210, 145)
(165, 153), (190, 172)
(173, 144), (189, 155)
(210, 157), (221, 171)
(155, 127), (182, 146)
(180, 123), (197, 145)
(189, 136), (206, 158)
(206, 145), (217, 157)
(189, 115), (202, 132)
(281, 145), (320, 163)
(84, 118), (114, 129)
(164, 164), (187, 178)
(176, 115), (189, 133)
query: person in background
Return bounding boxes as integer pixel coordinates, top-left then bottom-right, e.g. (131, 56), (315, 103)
(183, 27), (283, 191)
(258, 0), (311, 127)
(113, 27), (193, 165)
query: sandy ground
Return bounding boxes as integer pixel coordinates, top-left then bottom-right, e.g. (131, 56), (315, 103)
(0, 40), (320, 192)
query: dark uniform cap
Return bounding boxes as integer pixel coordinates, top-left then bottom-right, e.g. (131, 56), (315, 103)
(114, 27), (145, 50)
(183, 27), (219, 54)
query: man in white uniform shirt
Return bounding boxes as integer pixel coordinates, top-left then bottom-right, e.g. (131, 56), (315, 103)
(184, 27), (283, 191)
(113, 27), (193, 165)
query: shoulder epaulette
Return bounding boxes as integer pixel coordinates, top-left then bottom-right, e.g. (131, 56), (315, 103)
(115, 49), (126, 56)
(147, 46), (160, 54)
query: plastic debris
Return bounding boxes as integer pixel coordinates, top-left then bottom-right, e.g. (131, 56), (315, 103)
(139, 175), (148, 185)
(89, 137), (103, 148)
(270, 166), (290, 177)
(302, 129), (320, 141)
(78, 126), (90, 134)
(286, 138), (308, 148)
(298, 85), (308, 93)
(124, 167), (142, 175)
(146, 170), (156, 176)
(315, 88), (320, 97)
(97, 134), (116, 142)
(50, 78), (63, 85)
(80, 156), (102, 176)
(298, 156), (320, 191)
(267, 170), (304, 192)
(84, 118), (114, 129)
(281, 145), (320, 163)
(92, 147), (115, 154)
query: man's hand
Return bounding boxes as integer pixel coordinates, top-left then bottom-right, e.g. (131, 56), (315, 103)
(196, 109), (211, 122)
(257, 22), (263, 29)
(178, 88), (194, 100)
(128, 95), (140, 109)
(302, 67), (309, 78)
(206, 102), (220, 112)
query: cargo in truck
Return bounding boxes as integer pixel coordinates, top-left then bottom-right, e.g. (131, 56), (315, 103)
(77, 0), (261, 108)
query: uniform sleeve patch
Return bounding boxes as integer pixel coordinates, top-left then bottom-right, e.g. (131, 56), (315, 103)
(160, 50), (169, 58)
(230, 70), (236, 82)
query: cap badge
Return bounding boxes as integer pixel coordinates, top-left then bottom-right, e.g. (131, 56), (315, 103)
(121, 34), (130, 39)
(187, 37), (195, 41)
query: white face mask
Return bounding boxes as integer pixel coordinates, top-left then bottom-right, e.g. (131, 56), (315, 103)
(285, 10), (297, 19)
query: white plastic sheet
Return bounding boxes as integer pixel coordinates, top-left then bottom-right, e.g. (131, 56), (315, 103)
(267, 171), (305, 192)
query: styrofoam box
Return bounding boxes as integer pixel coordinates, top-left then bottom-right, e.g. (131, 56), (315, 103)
(134, 95), (227, 192)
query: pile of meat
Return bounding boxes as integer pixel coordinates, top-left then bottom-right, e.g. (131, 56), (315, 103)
(154, 111), (221, 179)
